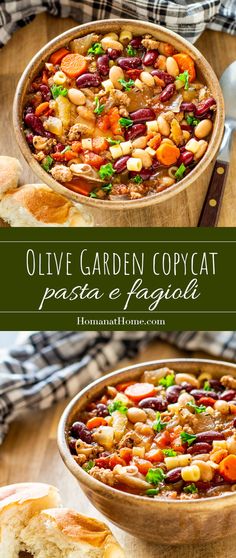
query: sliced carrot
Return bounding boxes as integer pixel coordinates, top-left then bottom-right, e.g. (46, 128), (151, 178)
(230, 403), (236, 415)
(97, 114), (110, 132)
(64, 150), (78, 162)
(42, 70), (49, 85)
(124, 382), (156, 402)
(119, 447), (133, 463)
(145, 449), (164, 463)
(86, 417), (107, 429)
(219, 455), (236, 482)
(83, 151), (105, 169)
(108, 107), (122, 135)
(116, 381), (136, 392)
(35, 101), (49, 116)
(92, 137), (109, 153)
(61, 53), (88, 78)
(156, 143), (180, 166)
(65, 181), (92, 196)
(134, 458), (153, 475)
(173, 53), (196, 82)
(49, 47), (70, 66)
(109, 455), (126, 469)
(71, 141), (82, 153)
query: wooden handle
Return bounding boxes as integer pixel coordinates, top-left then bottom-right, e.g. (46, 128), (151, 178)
(198, 160), (229, 227)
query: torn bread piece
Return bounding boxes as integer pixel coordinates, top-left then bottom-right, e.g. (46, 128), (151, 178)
(0, 156), (22, 197)
(21, 508), (125, 558)
(0, 183), (93, 227)
(0, 483), (61, 558)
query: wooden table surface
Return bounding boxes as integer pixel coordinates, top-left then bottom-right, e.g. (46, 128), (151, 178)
(1, 14), (236, 226)
(0, 338), (235, 557)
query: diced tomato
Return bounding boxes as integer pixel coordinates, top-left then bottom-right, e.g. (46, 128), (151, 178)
(83, 151), (105, 169)
(86, 417), (107, 429)
(100, 395), (108, 405)
(134, 458), (153, 475)
(119, 447), (133, 464)
(171, 437), (186, 454)
(230, 403), (236, 414)
(126, 69), (142, 80)
(92, 137), (109, 153)
(64, 150), (78, 161)
(124, 383), (156, 402)
(169, 425), (182, 441)
(52, 152), (65, 162)
(71, 141), (82, 153)
(108, 107), (122, 135)
(145, 449), (164, 463)
(156, 431), (171, 449)
(116, 381), (136, 392)
(42, 70), (48, 85)
(109, 455), (126, 469)
(198, 397), (216, 407)
(97, 114), (110, 131)
(95, 456), (111, 469)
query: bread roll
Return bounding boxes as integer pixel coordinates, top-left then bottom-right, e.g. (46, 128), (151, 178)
(0, 156), (22, 197)
(0, 184), (93, 227)
(21, 508), (125, 558)
(0, 483), (61, 558)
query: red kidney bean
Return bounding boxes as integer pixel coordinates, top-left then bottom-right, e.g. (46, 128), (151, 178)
(195, 97), (216, 117)
(166, 385), (182, 403)
(209, 379), (224, 391)
(97, 54), (110, 76)
(130, 108), (156, 122)
(70, 421), (92, 443)
(178, 150), (194, 166)
(190, 389), (219, 400)
(143, 50), (159, 66)
(180, 102), (196, 113)
(54, 143), (65, 152)
(138, 396), (167, 411)
(25, 106), (34, 114)
(195, 481), (212, 491)
(188, 442), (212, 455)
(181, 382), (194, 392)
(150, 160), (161, 172)
(219, 390), (236, 401)
(139, 168), (153, 180)
(113, 155), (130, 173)
(96, 403), (108, 417)
(25, 131), (34, 144)
(24, 112), (46, 136)
(151, 69), (175, 84)
(196, 111), (212, 121)
(130, 37), (143, 49)
(38, 84), (51, 101)
(76, 72), (101, 87)
(159, 83), (176, 102)
(195, 431), (225, 444)
(125, 123), (146, 140)
(233, 417), (236, 428)
(213, 474), (225, 486)
(180, 124), (191, 132)
(117, 57), (142, 70)
(165, 468), (182, 483)
(107, 48), (122, 59)
(68, 437), (77, 454)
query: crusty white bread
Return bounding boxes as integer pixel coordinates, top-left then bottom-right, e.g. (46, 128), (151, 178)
(21, 508), (125, 558)
(0, 183), (93, 227)
(0, 156), (22, 197)
(0, 483), (61, 558)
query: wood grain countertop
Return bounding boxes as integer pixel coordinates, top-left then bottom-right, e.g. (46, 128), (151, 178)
(0, 338), (235, 557)
(1, 14), (236, 226)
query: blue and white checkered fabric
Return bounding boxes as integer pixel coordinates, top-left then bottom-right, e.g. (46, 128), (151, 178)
(1, 330), (236, 443)
(0, 0), (236, 47)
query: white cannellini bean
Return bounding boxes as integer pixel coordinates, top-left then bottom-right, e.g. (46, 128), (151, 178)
(175, 373), (199, 387)
(109, 65), (125, 89)
(68, 88), (86, 105)
(127, 407), (147, 423)
(102, 79), (115, 92)
(194, 119), (213, 139)
(178, 392), (195, 406)
(193, 460), (214, 482)
(159, 176), (175, 188)
(134, 78), (144, 90)
(226, 435), (236, 455)
(132, 148), (153, 168)
(194, 140), (208, 160)
(132, 136), (148, 149)
(214, 400), (229, 414)
(157, 115), (170, 136)
(166, 57), (179, 77)
(101, 37), (124, 51)
(53, 71), (67, 85)
(140, 71), (155, 87)
(146, 120), (159, 133)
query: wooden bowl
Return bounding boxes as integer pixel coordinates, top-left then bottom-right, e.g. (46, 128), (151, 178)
(13, 20), (224, 227)
(58, 358), (236, 545)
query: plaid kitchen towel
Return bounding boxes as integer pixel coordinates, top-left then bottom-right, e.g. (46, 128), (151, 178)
(0, 0), (236, 47)
(0, 329), (236, 443)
